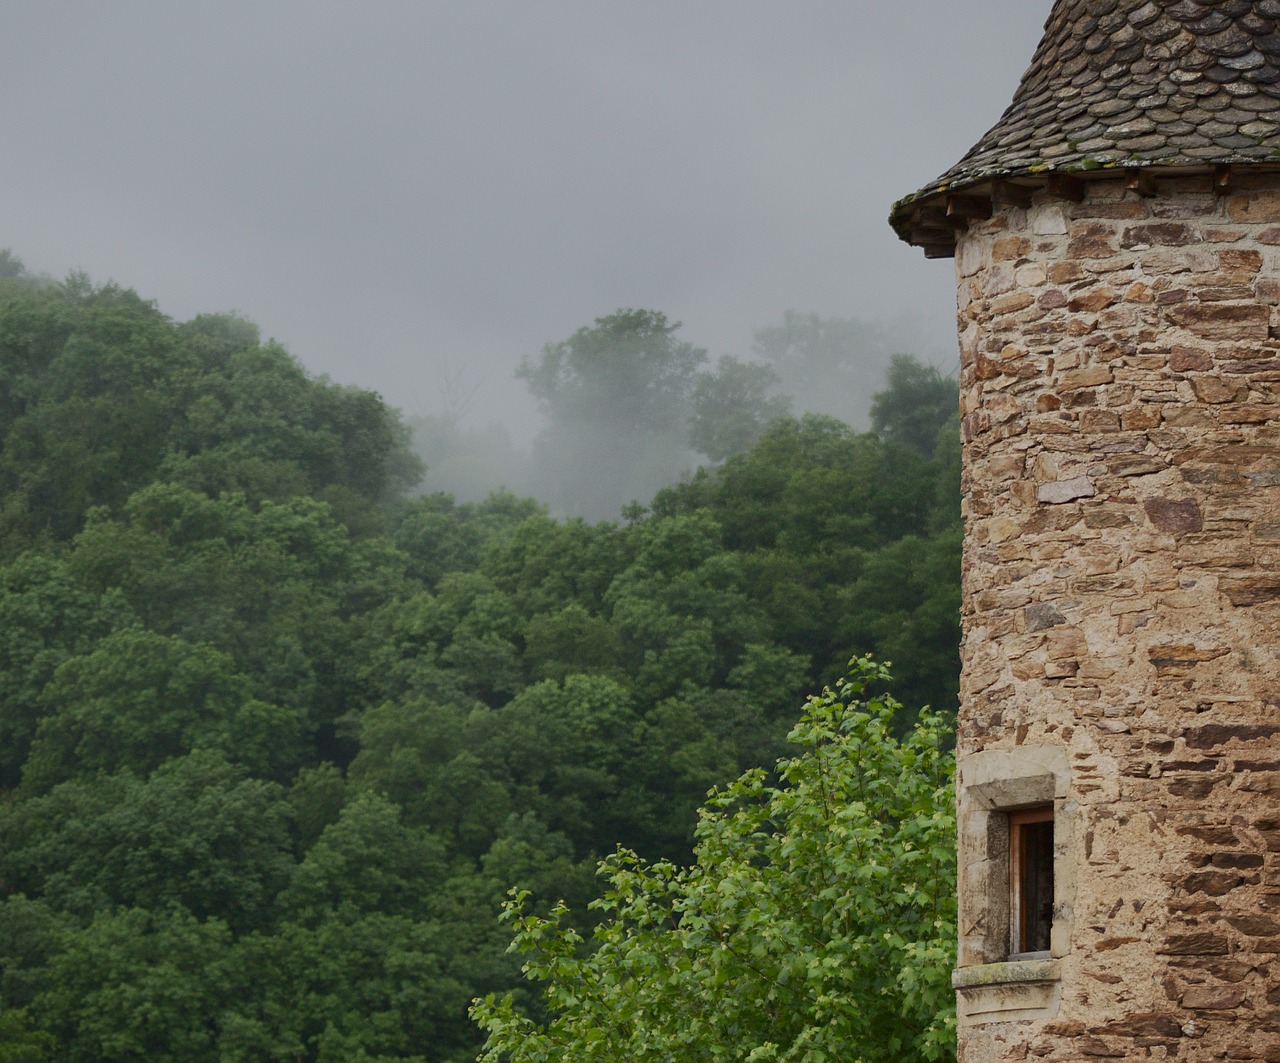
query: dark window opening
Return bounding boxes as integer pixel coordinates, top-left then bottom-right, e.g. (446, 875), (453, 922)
(1010, 806), (1053, 957)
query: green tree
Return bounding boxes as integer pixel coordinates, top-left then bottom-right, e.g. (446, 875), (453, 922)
(519, 310), (705, 436)
(688, 355), (791, 463)
(0, 250), (26, 281)
(0, 553), (132, 788)
(280, 791), (448, 923)
(0, 275), (421, 549)
(35, 906), (237, 1063)
(0, 752), (294, 933)
(21, 628), (297, 792)
(473, 657), (957, 1063)
(870, 354), (957, 457)
(226, 914), (473, 1063)
(0, 1009), (55, 1063)
(517, 310), (706, 518)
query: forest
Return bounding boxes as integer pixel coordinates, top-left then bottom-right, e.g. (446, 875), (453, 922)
(0, 256), (961, 1062)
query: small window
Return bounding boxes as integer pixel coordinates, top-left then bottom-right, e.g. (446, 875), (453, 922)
(1009, 807), (1054, 958)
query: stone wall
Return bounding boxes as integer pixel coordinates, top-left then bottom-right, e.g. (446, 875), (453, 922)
(955, 173), (1280, 1061)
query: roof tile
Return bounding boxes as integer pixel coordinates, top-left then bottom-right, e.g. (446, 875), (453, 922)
(892, 0), (1280, 249)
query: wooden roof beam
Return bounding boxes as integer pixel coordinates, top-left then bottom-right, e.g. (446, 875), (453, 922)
(1124, 168), (1157, 198)
(1047, 173), (1086, 203)
(911, 224), (957, 246)
(947, 194), (993, 221)
(994, 182), (1035, 209)
(1214, 164), (1233, 197)
(916, 206), (967, 234)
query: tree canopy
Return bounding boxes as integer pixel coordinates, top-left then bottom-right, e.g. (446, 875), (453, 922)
(473, 657), (957, 1063)
(0, 264), (962, 1061)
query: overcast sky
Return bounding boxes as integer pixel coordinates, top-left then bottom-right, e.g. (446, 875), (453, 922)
(3, 2), (1049, 438)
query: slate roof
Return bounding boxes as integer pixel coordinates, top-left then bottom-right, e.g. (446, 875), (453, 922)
(891, 0), (1280, 250)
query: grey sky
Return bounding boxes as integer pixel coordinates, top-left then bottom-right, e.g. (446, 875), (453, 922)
(2, 2), (1049, 438)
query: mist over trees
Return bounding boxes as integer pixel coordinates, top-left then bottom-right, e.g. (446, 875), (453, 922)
(517, 309), (705, 519)
(410, 306), (944, 521)
(0, 256), (962, 1060)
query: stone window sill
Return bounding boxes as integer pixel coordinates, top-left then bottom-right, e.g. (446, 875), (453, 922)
(953, 959), (1062, 1025)
(952, 957), (1060, 989)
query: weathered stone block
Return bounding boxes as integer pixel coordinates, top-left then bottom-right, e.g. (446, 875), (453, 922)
(1158, 932), (1231, 955)
(1226, 915), (1280, 935)
(1180, 870), (1246, 896)
(1143, 497), (1203, 533)
(1221, 576), (1280, 606)
(1038, 476), (1096, 503)
(1070, 287), (1118, 313)
(1192, 376), (1249, 403)
(1068, 224), (1118, 259)
(1078, 1036), (1126, 1056)
(1110, 455), (1165, 476)
(1229, 190), (1280, 222)
(1165, 302), (1271, 341)
(1122, 223), (1203, 248)
(1185, 725), (1280, 750)
(1092, 1013), (1185, 1038)
(992, 236), (1031, 261)
(1080, 409), (1122, 432)
(1025, 602), (1067, 631)
(993, 290), (1035, 314)
(1181, 986), (1247, 1009)
(1169, 345), (1213, 372)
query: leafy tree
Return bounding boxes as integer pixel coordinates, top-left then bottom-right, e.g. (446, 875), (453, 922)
(482, 675), (640, 855)
(61, 483), (405, 758)
(929, 412), (962, 533)
(648, 410), (960, 717)
(688, 355), (790, 463)
(0, 250), (26, 281)
(478, 513), (627, 619)
(350, 698), (514, 858)
(21, 627), (297, 793)
(472, 657), (957, 1062)
(289, 762), (348, 850)
(280, 791), (448, 923)
(840, 531), (962, 723)
(227, 914), (474, 1063)
(0, 896), (67, 1017)
(35, 906), (237, 1063)
(0, 553), (132, 788)
(522, 603), (622, 683)
(0, 275), (421, 549)
(517, 310), (706, 518)
(0, 752), (294, 933)
(519, 310), (705, 436)
(0, 1009), (55, 1063)
(392, 492), (542, 591)
(870, 354), (957, 457)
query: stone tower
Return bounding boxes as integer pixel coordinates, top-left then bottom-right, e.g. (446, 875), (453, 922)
(891, 2), (1280, 1059)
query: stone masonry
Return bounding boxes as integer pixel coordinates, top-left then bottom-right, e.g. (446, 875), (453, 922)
(953, 173), (1280, 1060)
(889, 1), (1280, 1057)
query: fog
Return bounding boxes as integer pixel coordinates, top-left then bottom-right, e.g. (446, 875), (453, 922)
(1, 1), (1050, 511)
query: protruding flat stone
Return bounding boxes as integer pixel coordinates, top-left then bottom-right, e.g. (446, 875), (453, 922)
(1037, 475), (1097, 503)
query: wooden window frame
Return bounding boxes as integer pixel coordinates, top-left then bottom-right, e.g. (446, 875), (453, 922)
(1008, 805), (1054, 960)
